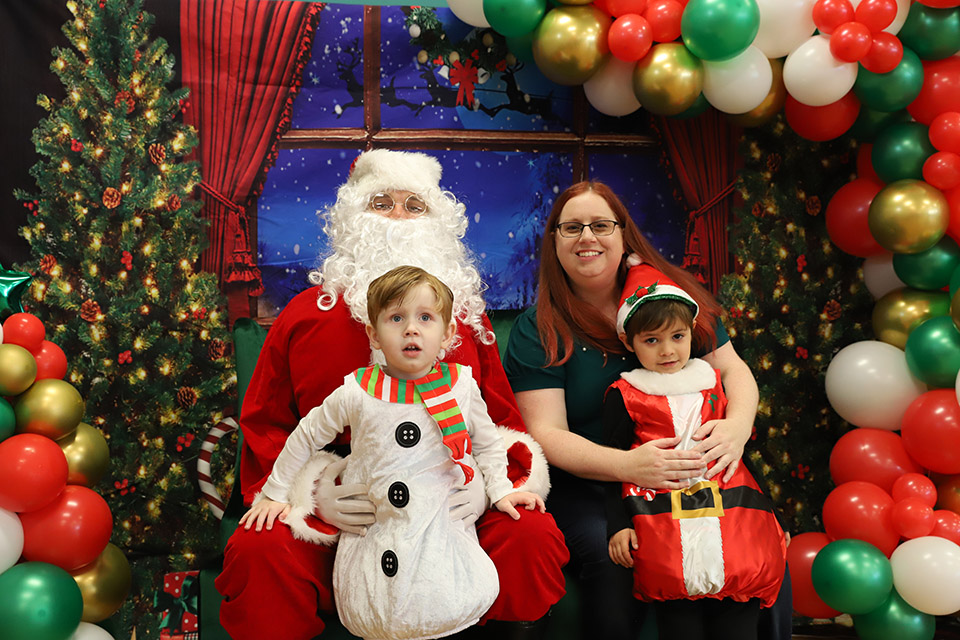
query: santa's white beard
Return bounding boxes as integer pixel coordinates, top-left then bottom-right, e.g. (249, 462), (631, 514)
(309, 210), (493, 350)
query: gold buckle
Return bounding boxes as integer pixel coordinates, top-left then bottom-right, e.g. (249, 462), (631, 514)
(670, 480), (724, 519)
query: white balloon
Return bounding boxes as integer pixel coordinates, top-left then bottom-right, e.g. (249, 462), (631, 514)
(864, 252), (905, 300)
(68, 622), (115, 640)
(702, 46), (773, 114)
(0, 506), (23, 573)
(752, 0), (817, 58)
(0, 322), (3, 344)
(447, 0), (490, 28)
(891, 536), (960, 615)
(825, 340), (926, 430)
(956, 367), (960, 409)
(783, 35), (858, 107)
(583, 57), (642, 117)
(848, 0), (911, 35)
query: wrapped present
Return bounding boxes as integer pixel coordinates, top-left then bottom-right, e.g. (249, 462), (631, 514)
(156, 570), (199, 639)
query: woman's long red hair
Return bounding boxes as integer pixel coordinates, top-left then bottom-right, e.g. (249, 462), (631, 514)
(536, 181), (721, 366)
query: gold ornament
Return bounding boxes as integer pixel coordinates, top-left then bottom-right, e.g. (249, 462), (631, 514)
(15, 378), (85, 440)
(532, 6), (611, 86)
(728, 58), (785, 128)
(632, 43), (704, 116)
(417, 50), (429, 65)
(58, 422), (110, 488)
(70, 543), (132, 623)
(0, 344), (37, 396)
(874, 287), (951, 349)
(868, 179), (949, 254)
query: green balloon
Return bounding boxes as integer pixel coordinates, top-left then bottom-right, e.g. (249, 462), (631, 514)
(484, 0), (546, 38)
(950, 262), (960, 299)
(853, 590), (935, 640)
(872, 122), (936, 183)
(848, 107), (912, 143)
(0, 562), (83, 640)
(811, 539), (893, 615)
(893, 235), (960, 290)
(898, 4), (960, 62)
(854, 47), (925, 113)
(681, 0), (760, 61)
(905, 315), (960, 388)
(672, 93), (710, 120)
(0, 397), (14, 442)
(506, 32), (535, 64)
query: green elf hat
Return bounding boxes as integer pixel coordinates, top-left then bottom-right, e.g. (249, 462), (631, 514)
(616, 260), (699, 335)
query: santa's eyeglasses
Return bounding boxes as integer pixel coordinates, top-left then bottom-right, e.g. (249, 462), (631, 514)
(368, 192), (428, 216)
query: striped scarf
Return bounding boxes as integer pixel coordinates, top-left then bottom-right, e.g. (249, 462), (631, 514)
(354, 363), (474, 483)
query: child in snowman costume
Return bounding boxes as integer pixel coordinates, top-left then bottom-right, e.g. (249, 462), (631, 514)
(241, 265), (545, 640)
(603, 262), (786, 640)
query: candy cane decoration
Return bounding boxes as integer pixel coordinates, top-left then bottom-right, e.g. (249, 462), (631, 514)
(197, 417), (238, 519)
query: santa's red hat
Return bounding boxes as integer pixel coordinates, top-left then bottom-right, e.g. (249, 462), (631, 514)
(616, 262), (698, 335)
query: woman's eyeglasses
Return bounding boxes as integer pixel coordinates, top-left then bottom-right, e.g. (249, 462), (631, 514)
(368, 192), (428, 216)
(555, 220), (620, 238)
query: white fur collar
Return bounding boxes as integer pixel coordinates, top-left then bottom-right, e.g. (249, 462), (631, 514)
(619, 358), (716, 396)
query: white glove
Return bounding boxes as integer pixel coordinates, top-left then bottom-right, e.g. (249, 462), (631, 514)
(448, 476), (488, 527)
(313, 457), (376, 536)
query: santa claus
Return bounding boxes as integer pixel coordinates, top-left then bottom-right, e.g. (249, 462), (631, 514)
(215, 149), (568, 640)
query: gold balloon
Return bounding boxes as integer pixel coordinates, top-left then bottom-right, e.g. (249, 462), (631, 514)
(874, 287), (951, 349)
(58, 422), (110, 487)
(952, 287), (960, 333)
(15, 378), (85, 440)
(868, 179), (950, 254)
(0, 343), (37, 396)
(728, 58), (785, 128)
(532, 5), (611, 86)
(70, 543), (132, 623)
(632, 43), (704, 116)
(554, 0), (594, 3)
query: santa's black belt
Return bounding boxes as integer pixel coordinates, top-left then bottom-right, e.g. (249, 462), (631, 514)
(624, 480), (774, 520)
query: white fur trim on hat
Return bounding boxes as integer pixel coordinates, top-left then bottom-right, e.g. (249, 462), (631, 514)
(347, 149), (443, 198)
(619, 358), (717, 396)
(496, 426), (550, 501)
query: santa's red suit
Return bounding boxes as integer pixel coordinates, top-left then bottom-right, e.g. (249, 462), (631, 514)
(215, 287), (568, 640)
(605, 359), (785, 608)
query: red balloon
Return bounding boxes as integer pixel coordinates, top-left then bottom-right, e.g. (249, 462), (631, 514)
(892, 497), (936, 538)
(908, 57), (960, 126)
(19, 485), (113, 571)
(609, 14), (653, 62)
(935, 473), (960, 514)
(830, 22), (873, 63)
(0, 433), (68, 513)
(930, 112), (960, 154)
(606, 0), (648, 17)
(829, 428), (924, 492)
(825, 178), (886, 257)
(861, 32), (903, 74)
(32, 340), (68, 381)
(822, 480), (900, 556)
(892, 472), (938, 507)
(931, 510), (960, 545)
(642, 0), (682, 42)
(594, 0), (612, 13)
(902, 389), (960, 474)
(787, 532), (843, 618)
(812, 0), (855, 35)
(2, 312), (46, 353)
(854, 0), (897, 33)
(785, 93), (861, 142)
(856, 144), (882, 183)
(923, 151), (960, 192)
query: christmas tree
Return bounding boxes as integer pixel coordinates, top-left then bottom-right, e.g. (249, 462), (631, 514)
(15, 0), (235, 632)
(718, 117), (874, 535)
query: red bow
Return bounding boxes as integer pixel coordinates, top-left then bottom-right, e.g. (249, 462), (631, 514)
(450, 59), (478, 108)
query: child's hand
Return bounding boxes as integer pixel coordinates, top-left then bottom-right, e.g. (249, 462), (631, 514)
(239, 498), (291, 532)
(609, 528), (637, 568)
(494, 491), (546, 520)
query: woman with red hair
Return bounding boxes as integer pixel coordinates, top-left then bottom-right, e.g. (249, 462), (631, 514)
(503, 181), (790, 639)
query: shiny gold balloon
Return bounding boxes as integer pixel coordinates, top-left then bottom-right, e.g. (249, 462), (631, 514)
(874, 287), (951, 349)
(868, 179), (950, 254)
(532, 5), (611, 86)
(632, 43), (704, 116)
(952, 287), (960, 333)
(0, 343), (37, 396)
(554, 0), (594, 3)
(58, 422), (110, 487)
(70, 543), (132, 622)
(728, 58), (785, 128)
(15, 378), (85, 440)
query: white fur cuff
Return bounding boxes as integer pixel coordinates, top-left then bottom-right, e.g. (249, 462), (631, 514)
(285, 450), (344, 546)
(497, 427), (551, 501)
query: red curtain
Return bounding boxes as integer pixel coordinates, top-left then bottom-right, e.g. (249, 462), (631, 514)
(180, 0), (322, 319)
(655, 110), (741, 294)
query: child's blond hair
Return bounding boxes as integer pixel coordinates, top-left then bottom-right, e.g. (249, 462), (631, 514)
(367, 266), (455, 326)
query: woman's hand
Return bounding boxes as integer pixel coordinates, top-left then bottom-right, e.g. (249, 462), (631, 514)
(620, 436), (706, 490)
(692, 417), (751, 483)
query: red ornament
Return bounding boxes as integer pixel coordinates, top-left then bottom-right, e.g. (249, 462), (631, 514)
(70, 139), (83, 152)
(118, 350), (132, 365)
(121, 250), (133, 271)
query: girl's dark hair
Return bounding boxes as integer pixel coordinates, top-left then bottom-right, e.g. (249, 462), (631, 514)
(623, 299), (695, 343)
